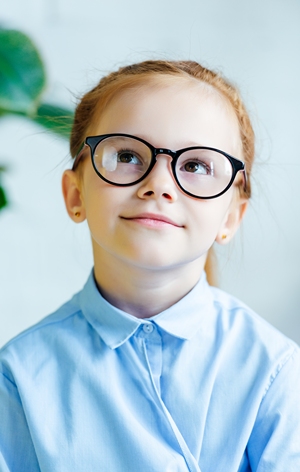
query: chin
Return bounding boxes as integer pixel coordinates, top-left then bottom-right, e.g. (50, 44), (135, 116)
(122, 250), (202, 272)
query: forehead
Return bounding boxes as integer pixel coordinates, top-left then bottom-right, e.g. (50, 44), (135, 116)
(87, 76), (242, 155)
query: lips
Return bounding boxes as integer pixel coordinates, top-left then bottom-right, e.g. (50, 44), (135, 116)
(121, 213), (183, 228)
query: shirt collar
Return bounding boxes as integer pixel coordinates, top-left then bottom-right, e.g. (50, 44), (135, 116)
(79, 270), (214, 349)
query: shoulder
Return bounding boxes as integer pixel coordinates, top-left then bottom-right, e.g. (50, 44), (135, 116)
(0, 291), (85, 383)
(210, 284), (297, 347)
(208, 284), (299, 388)
(2, 292), (80, 344)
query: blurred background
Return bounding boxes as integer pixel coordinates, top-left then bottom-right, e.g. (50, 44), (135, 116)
(0, 0), (299, 346)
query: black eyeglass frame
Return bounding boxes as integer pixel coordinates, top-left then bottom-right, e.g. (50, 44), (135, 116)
(72, 133), (247, 200)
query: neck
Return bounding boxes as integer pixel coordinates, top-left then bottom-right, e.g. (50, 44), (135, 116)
(93, 248), (206, 319)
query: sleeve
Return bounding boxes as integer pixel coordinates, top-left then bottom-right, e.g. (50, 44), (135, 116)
(0, 370), (40, 471)
(247, 347), (300, 472)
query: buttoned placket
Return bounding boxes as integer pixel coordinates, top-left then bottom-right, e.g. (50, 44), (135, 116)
(136, 322), (202, 472)
(140, 322), (163, 395)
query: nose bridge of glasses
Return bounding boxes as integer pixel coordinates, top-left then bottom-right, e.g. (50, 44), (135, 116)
(154, 147), (176, 158)
(146, 147), (177, 183)
(142, 148), (179, 199)
(150, 147), (178, 175)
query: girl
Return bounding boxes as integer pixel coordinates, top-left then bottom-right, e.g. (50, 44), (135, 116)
(0, 60), (299, 471)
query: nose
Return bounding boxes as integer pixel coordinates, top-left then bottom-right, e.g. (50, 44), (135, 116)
(136, 155), (178, 202)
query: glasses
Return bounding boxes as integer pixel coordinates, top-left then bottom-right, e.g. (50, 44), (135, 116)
(72, 133), (246, 199)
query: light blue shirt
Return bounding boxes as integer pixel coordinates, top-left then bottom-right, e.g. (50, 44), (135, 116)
(0, 272), (299, 471)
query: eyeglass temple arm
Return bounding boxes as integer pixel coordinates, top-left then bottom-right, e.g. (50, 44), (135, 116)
(241, 164), (248, 193)
(72, 143), (90, 170)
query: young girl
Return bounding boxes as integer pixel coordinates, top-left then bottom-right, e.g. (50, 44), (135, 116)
(0, 60), (299, 472)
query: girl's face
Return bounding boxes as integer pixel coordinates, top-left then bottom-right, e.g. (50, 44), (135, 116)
(63, 79), (247, 275)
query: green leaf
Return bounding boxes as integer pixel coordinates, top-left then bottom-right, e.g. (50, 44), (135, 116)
(32, 102), (74, 139)
(0, 28), (46, 115)
(0, 184), (8, 211)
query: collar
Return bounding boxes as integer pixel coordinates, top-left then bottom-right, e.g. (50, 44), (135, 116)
(79, 270), (214, 349)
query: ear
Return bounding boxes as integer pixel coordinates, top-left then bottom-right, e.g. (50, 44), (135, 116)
(215, 195), (248, 245)
(62, 170), (86, 223)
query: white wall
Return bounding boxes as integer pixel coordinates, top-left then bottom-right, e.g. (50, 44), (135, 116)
(0, 0), (299, 346)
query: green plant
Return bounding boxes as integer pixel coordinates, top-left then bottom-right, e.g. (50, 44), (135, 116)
(0, 28), (74, 211)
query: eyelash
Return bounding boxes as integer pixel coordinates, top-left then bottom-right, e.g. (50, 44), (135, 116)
(179, 158), (212, 174)
(117, 148), (144, 163)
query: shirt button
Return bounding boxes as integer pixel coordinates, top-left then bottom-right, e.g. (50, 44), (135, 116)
(143, 323), (154, 333)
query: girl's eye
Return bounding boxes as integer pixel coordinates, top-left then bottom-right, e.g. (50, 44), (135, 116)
(182, 161), (211, 175)
(117, 151), (142, 165)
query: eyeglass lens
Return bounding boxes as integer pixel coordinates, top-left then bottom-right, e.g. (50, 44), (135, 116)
(92, 135), (234, 198)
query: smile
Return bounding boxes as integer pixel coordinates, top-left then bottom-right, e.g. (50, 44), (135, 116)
(120, 213), (183, 228)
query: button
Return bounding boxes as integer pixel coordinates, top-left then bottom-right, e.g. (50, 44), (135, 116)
(143, 323), (154, 333)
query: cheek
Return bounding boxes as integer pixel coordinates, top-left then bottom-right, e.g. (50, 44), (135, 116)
(82, 181), (131, 233)
(81, 178), (109, 229)
(187, 197), (231, 238)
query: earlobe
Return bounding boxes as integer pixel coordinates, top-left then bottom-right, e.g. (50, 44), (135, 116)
(215, 197), (248, 245)
(62, 170), (86, 223)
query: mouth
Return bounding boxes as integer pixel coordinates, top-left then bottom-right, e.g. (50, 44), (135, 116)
(120, 213), (183, 228)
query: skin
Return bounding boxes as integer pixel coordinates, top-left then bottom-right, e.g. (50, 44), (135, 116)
(62, 78), (248, 318)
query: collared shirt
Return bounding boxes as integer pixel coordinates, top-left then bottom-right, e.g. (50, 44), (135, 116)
(0, 272), (299, 472)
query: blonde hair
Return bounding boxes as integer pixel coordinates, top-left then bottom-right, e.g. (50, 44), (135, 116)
(70, 60), (255, 285)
